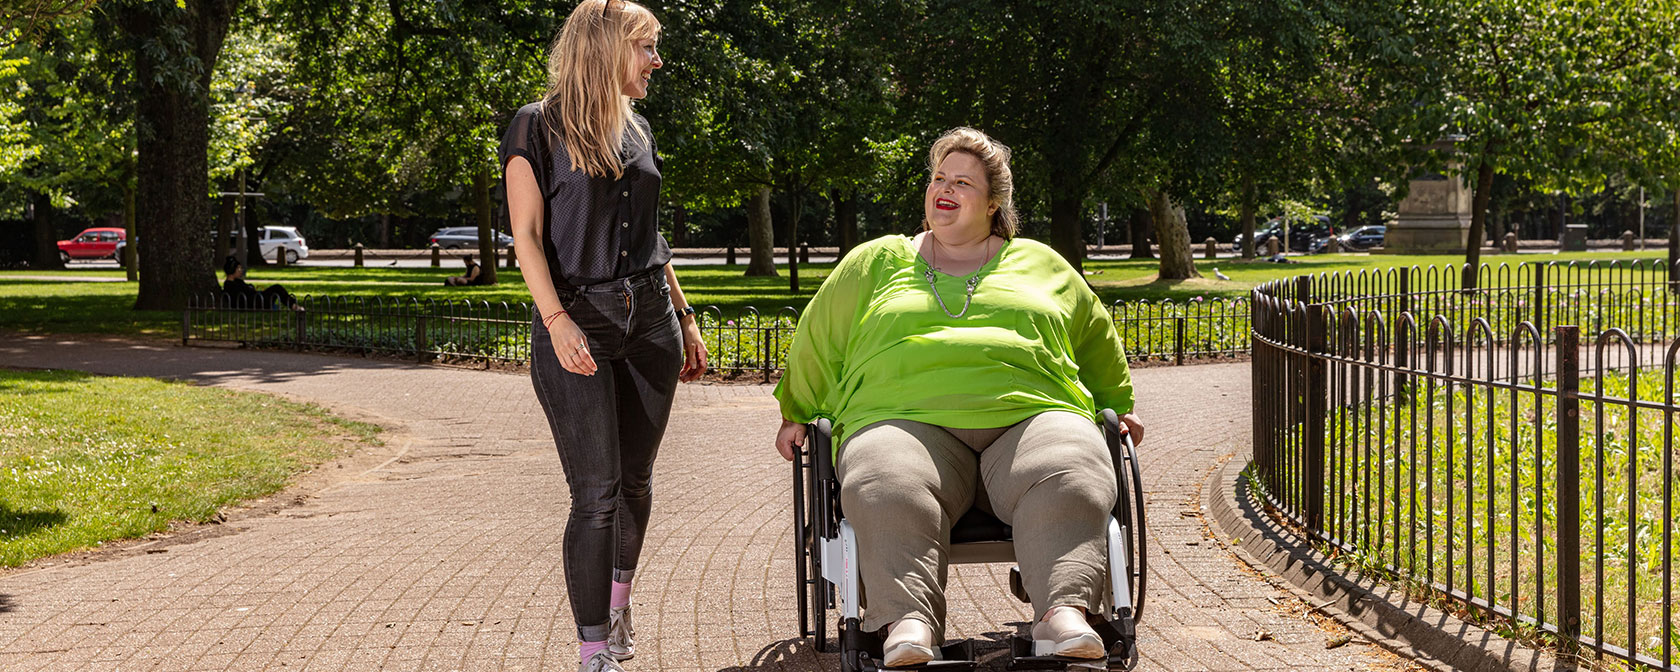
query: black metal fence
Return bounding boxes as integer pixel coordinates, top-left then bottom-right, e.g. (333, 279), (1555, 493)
(1251, 260), (1680, 669)
(184, 293), (1251, 375)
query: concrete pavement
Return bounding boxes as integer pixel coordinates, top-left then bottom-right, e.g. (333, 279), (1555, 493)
(0, 336), (1414, 670)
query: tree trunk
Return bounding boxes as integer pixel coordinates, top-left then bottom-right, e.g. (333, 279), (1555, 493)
(30, 192), (64, 270)
(379, 212), (391, 248)
(123, 179), (138, 281)
(1149, 189), (1199, 280)
(1551, 194), (1567, 241)
(1463, 158), (1494, 290)
(834, 188), (858, 258)
(241, 183), (266, 267)
(785, 190), (802, 293)
(474, 168), (498, 285)
(1049, 192), (1084, 273)
(1127, 207), (1153, 259)
(1239, 176), (1257, 260)
(214, 193), (236, 262)
(671, 205), (687, 248)
(1669, 186), (1679, 292)
(744, 185), (777, 276)
(125, 0), (239, 310)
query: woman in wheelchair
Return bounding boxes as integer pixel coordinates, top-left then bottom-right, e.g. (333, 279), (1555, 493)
(773, 127), (1145, 667)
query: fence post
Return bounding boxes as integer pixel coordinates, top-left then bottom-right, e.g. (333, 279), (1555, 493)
(415, 315), (429, 363)
(353, 243), (364, 268)
(1303, 302), (1328, 533)
(1173, 315), (1186, 366)
(294, 307), (305, 351)
(1396, 272), (1411, 372)
(431, 243), (441, 268)
(182, 300), (192, 347)
(1532, 262), (1548, 331)
(1554, 325), (1582, 644)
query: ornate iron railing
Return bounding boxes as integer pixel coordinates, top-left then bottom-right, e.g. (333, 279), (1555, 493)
(184, 293), (1252, 377)
(1252, 259), (1680, 669)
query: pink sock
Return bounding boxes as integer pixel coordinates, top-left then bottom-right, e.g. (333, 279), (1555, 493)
(610, 580), (632, 609)
(580, 640), (609, 662)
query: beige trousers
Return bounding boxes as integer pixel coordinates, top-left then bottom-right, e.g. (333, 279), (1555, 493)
(836, 411), (1116, 639)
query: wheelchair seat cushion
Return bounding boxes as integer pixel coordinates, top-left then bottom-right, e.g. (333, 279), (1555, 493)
(950, 507), (1012, 544)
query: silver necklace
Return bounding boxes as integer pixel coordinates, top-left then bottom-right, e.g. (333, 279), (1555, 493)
(923, 235), (991, 319)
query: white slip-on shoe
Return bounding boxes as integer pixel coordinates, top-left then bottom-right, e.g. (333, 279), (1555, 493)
(607, 605), (635, 661)
(881, 618), (937, 667)
(1030, 606), (1105, 659)
(579, 650), (626, 672)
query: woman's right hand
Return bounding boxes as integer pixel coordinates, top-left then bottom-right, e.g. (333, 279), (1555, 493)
(775, 419), (806, 461)
(547, 315), (598, 376)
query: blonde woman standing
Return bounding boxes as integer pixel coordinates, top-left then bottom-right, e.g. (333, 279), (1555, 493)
(500, 2), (707, 670)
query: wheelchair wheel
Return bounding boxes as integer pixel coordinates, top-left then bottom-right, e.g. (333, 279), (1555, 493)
(1115, 430), (1147, 619)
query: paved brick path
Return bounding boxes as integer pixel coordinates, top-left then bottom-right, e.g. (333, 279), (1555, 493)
(0, 336), (1406, 671)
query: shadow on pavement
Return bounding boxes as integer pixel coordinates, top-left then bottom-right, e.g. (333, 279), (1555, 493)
(0, 334), (431, 388)
(714, 637), (828, 671)
(0, 594), (13, 613)
(716, 630), (1024, 672)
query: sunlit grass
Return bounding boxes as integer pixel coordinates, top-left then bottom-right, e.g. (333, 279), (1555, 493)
(0, 369), (381, 567)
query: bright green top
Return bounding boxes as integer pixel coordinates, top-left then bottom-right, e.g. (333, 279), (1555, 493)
(774, 234), (1135, 450)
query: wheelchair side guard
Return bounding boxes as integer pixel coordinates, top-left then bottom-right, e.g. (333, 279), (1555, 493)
(822, 520), (861, 621)
(1106, 518), (1133, 617)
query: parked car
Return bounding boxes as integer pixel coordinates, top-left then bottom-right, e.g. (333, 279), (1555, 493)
(429, 227), (515, 250)
(1230, 221), (1283, 252)
(1338, 224), (1386, 251)
(210, 226), (310, 263)
(1232, 215), (1335, 254)
(258, 226), (309, 263)
(57, 227), (126, 263)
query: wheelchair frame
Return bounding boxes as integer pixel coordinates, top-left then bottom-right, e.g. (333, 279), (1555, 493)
(792, 409), (1148, 671)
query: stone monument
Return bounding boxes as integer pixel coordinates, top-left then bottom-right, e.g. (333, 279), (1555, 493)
(1384, 140), (1474, 253)
(1386, 172), (1473, 253)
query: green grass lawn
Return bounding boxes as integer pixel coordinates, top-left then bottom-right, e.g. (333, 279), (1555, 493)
(0, 368), (381, 567)
(1, 249), (1663, 339)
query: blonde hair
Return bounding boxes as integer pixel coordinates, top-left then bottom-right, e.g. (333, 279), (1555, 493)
(543, 0), (661, 179)
(927, 127), (1018, 239)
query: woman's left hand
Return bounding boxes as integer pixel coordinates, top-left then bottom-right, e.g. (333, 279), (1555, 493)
(678, 318), (709, 382)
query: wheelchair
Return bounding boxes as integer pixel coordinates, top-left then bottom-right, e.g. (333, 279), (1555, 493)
(792, 409), (1147, 671)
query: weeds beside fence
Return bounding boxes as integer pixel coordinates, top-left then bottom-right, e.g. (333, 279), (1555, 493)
(184, 293), (1251, 377)
(1252, 259), (1680, 670)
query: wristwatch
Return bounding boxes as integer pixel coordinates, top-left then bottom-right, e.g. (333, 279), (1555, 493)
(677, 305), (697, 320)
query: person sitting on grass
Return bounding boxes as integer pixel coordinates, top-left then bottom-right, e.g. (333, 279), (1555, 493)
(445, 254), (487, 286)
(222, 256), (304, 311)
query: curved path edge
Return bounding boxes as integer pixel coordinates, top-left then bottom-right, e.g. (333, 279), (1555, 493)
(1203, 458), (1577, 672)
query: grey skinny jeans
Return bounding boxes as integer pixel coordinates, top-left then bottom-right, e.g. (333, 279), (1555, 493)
(836, 411), (1117, 640)
(530, 270), (683, 642)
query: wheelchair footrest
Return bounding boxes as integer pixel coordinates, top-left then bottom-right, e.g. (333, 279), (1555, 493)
(858, 641), (980, 671)
(1006, 637), (1132, 671)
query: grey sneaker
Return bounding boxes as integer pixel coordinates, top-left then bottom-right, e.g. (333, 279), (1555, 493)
(608, 605), (635, 661)
(580, 651), (625, 672)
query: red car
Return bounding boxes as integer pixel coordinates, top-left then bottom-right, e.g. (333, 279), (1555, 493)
(57, 227), (126, 263)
